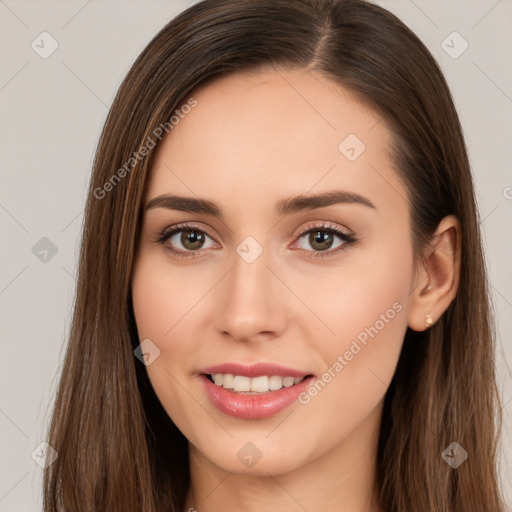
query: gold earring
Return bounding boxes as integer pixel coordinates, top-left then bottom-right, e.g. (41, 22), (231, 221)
(425, 314), (433, 329)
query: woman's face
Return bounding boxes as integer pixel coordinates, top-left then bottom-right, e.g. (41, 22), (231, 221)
(132, 68), (415, 476)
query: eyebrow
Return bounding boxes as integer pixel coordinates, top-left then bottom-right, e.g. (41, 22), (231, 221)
(145, 190), (376, 217)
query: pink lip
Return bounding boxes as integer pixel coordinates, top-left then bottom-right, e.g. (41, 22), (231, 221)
(200, 362), (312, 378)
(200, 375), (314, 419)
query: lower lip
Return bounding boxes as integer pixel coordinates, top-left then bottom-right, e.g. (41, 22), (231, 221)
(200, 374), (314, 420)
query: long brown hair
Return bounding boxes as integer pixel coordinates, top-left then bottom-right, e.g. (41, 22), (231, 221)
(43, 0), (505, 510)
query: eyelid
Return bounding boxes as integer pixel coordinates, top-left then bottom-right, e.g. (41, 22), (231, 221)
(289, 221), (357, 256)
(156, 221), (219, 244)
(293, 220), (352, 239)
(156, 221), (351, 243)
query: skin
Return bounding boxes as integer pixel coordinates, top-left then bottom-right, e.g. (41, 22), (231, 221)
(131, 67), (460, 512)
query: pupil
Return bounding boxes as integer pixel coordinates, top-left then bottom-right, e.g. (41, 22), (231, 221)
(310, 231), (333, 251)
(182, 230), (204, 250)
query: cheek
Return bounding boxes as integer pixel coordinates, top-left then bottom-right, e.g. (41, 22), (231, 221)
(131, 255), (194, 389)
(131, 252), (204, 342)
(293, 241), (413, 436)
(300, 221), (413, 353)
(131, 255), (202, 431)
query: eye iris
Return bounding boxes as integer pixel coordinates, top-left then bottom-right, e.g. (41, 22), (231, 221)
(181, 230), (205, 250)
(309, 230), (333, 251)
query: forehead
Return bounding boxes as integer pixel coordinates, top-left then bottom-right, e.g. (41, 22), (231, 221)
(146, 67), (407, 218)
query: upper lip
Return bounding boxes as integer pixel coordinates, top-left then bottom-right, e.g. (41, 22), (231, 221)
(200, 362), (314, 378)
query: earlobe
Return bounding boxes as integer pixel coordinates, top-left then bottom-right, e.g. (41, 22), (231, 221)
(407, 215), (461, 332)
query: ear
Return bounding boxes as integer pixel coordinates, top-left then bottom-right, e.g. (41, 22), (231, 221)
(408, 215), (461, 332)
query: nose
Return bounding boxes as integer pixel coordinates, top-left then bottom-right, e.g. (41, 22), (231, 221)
(213, 247), (287, 343)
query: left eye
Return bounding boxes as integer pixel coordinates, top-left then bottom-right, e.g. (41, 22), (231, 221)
(294, 227), (355, 254)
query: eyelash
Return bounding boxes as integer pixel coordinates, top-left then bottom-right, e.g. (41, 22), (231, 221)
(155, 221), (357, 260)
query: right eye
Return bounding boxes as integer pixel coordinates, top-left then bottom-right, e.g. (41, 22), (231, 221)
(157, 223), (217, 258)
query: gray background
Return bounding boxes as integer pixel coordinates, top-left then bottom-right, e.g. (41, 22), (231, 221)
(1, 0), (511, 510)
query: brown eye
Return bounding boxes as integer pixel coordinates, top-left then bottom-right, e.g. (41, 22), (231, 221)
(179, 229), (206, 250)
(295, 225), (356, 256)
(157, 223), (217, 258)
(307, 230), (336, 251)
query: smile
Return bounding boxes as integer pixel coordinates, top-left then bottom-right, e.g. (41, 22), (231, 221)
(200, 373), (315, 419)
(206, 373), (307, 394)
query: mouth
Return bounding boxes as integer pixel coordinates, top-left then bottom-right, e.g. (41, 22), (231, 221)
(199, 363), (316, 419)
(202, 373), (314, 395)
(198, 362), (316, 418)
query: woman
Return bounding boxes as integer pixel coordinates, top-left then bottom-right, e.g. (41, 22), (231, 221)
(43, 0), (505, 511)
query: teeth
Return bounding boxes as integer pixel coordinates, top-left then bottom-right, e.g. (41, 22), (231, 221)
(283, 376), (294, 387)
(250, 376), (269, 392)
(210, 373), (306, 393)
(233, 376), (251, 392)
(222, 374), (234, 389)
(269, 375), (283, 391)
